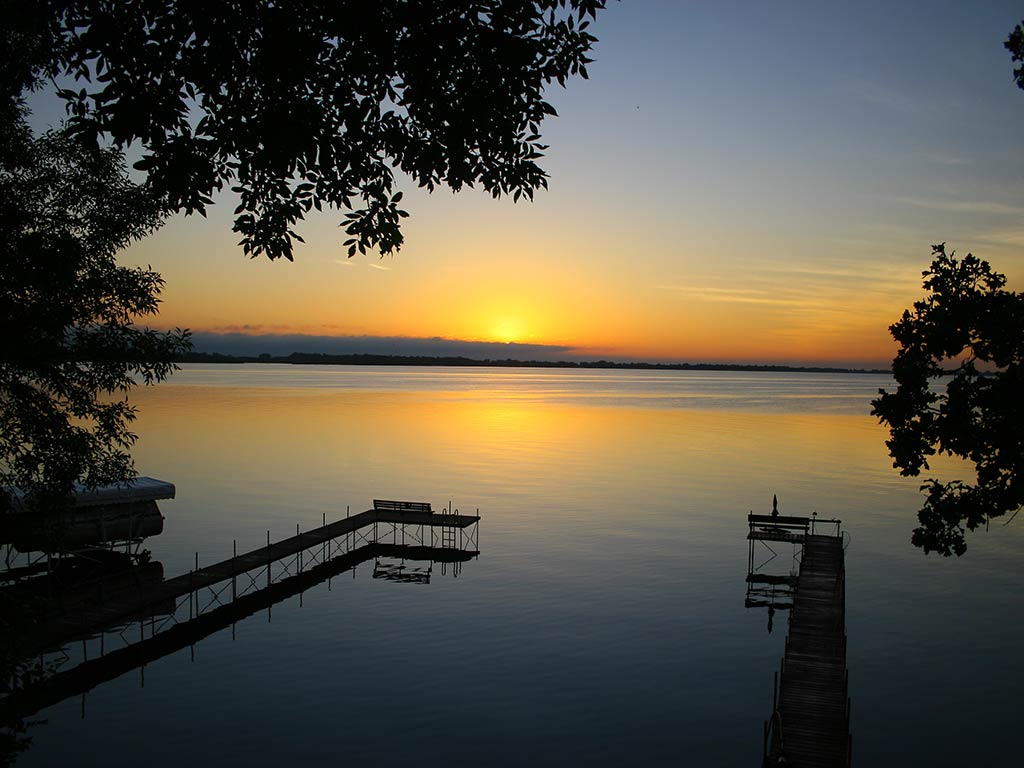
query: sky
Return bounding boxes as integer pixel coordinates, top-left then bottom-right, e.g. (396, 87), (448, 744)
(35, 1), (1024, 367)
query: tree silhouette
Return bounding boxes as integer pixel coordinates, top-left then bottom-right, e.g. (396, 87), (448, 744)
(44, 0), (607, 261)
(870, 22), (1024, 555)
(0, 106), (190, 511)
(1, 2), (608, 502)
(1007, 20), (1024, 90)
(871, 246), (1023, 556)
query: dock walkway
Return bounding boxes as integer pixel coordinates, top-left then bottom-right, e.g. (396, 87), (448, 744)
(23, 506), (480, 655)
(767, 533), (850, 767)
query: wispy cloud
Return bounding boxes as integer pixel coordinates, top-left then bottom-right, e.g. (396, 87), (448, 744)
(368, 262), (392, 271)
(844, 78), (925, 115)
(661, 254), (925, 330)
(660, 284), (814, 308)
(186, 332), (575, 360)
(972, 227), (1024, 250)
(889, 196), (1024, 216)
(334, 258), (354, 267)
(926, 153), (971, 167)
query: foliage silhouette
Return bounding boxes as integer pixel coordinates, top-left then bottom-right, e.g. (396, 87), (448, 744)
(1007, 20), (1024, 90)
(0, 106), (190, 510)
(871, 245), (1023, 556)
(44, 0), (607, 261)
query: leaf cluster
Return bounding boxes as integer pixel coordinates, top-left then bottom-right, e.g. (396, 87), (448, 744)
(871, 244), (1024, 555)
(45, 0), (607, 261)
(0, 107), (191, 508)
(1007, 19), (1024, 91)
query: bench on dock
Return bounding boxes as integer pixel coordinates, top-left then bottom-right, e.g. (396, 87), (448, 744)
(748, 513), (810, 543)
(373, 500), (432, 514)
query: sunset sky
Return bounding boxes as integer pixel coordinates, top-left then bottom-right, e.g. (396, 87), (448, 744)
(37, 1), (1024, 367)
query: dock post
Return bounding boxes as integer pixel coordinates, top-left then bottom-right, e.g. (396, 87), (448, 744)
(267, 530), (271, 588)
(232, 540), (237, 602)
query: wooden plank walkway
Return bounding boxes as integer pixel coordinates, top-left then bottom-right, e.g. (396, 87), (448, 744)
(21, 507), (480, 656)
(769, 534), (850, 768)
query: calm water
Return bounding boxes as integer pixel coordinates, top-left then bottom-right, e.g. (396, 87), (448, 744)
(17, 365), (1023, 766)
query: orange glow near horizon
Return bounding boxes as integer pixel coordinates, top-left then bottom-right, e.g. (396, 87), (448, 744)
(130, 180), (935, 368)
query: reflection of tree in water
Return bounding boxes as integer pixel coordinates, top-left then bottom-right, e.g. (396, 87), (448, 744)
(1, 591), (49, 766)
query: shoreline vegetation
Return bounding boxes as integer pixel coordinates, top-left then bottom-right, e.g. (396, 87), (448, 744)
(177, 351), (890, 375)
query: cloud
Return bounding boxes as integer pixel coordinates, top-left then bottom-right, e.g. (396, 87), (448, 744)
(972, 228), (1024, 250)
(188, 332), (576, 361)
(660, 284), (809, 307)
(367, 262), (392, 271)
(844, 78), (925, 115)
(889, 196), (1024, 217)
(926, 153), (971, 167)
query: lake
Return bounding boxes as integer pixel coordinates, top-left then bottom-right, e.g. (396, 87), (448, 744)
(13, 365), (1023, 766)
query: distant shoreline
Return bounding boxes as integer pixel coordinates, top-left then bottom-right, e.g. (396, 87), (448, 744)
(178, 351), (890, 375)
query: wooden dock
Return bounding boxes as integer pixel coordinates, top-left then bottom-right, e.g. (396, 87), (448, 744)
(19, 505), (480, 657)
(766, 533), (850, 767)
(2, 542), (474, 722)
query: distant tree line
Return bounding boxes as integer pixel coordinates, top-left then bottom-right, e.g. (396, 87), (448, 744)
(179, 351), (890, 374)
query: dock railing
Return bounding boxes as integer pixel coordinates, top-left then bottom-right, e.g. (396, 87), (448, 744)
(2, 500), (482, 719)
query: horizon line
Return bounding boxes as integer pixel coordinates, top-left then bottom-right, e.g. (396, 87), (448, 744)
(179, 330), (894, 371)
(179, 349), (893, 375)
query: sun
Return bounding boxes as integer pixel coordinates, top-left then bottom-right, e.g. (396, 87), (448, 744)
(491, 316), (527, 344)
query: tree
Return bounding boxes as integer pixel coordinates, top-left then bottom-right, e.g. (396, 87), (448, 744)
(1, 1), (607, 504)
(0, 106), (190, 512)
(871, 245), (1023, 556)
(1007, 19), (1024, 90)
(44, 0), (607, 261)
